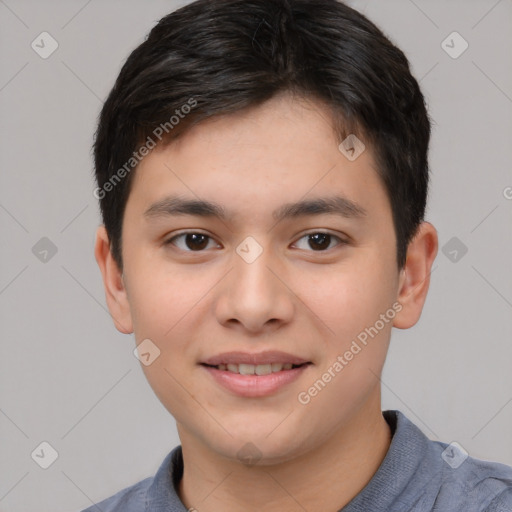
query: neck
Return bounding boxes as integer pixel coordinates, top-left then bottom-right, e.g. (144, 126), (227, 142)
(177, 393), (392, 512)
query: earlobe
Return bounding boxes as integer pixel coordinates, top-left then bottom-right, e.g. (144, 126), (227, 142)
(94, 225), (134, 334)
(393, 222), (438, 330)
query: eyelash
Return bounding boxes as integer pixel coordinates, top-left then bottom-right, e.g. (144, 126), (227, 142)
(163, 231), (348, 253)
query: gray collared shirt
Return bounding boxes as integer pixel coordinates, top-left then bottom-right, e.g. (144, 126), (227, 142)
(80, 410), (512, 511)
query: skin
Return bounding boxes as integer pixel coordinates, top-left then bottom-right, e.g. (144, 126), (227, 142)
(95, 93), (438, 511)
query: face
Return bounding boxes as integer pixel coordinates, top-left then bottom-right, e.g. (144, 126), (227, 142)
(99, 94), (416, 464)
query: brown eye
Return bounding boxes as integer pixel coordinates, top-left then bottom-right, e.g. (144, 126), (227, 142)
(294, 232), (347, 252)
(165, 232), (218, 251)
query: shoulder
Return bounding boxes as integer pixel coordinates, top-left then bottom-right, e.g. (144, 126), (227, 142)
(430, 439), (512, 511)
(485, 487), (512, 512)
(383, 410), (512, 512)
(76, 445), (184, 512)
(79, 476), (153, 512)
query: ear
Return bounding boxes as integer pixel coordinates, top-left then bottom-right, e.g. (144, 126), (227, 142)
(94, 225), (134, 334)
(393, 221), (438, 329)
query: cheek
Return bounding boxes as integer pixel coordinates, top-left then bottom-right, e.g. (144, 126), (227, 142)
(127, 257), (205, 336)
(127, 262), (217, 386)
(140, 357), (196, 428)
(130, 267), (204, 417)
(297, 258), (389, 333)
(297, 262), (397, 388)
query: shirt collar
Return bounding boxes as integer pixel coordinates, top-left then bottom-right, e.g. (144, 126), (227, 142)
(340, 410), (443, 511)
(146, 443), (187, 512)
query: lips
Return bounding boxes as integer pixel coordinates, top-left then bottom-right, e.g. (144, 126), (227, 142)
(202, 362), (310, 397)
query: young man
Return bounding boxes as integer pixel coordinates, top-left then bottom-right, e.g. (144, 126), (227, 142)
(89, 0), (512, 510)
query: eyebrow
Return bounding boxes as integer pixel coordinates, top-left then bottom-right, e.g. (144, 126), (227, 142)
(143, 194), (368, 223)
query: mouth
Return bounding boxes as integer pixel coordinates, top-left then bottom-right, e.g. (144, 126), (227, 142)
(200, 362), (311, 375)
(199, 351), (313, 397)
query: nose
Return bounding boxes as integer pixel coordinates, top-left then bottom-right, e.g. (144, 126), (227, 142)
(214, 241), (294, 335)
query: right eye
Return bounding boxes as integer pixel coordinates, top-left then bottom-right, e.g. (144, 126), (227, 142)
(164, 231), (221, 252)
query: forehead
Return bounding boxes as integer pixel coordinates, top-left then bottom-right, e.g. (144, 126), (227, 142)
(126, 94), (390, 228)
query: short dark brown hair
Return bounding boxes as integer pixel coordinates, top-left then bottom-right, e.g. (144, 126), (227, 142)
(93, 0), (431, 272)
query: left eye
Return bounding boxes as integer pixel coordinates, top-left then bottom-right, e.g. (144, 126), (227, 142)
(165, 231), (346, 252)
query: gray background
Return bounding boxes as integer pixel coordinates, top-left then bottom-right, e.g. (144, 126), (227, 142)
(1, 1), (511, 511)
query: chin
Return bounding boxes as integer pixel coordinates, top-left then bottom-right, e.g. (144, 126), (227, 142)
(208, 427), (311, 467)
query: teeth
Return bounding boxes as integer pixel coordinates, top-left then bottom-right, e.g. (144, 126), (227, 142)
(238, 364), (255, 375)
(215, 362), (302, 374)
(255, 364), (272, 375)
